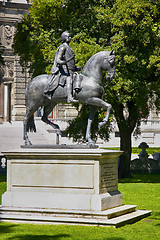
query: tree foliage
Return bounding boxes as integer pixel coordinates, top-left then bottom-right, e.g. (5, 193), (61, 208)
(13, 0), (112, 76)
(66, 104), (112, 143)
(13, 0), (160, 177)
(104, 0), (160, 177)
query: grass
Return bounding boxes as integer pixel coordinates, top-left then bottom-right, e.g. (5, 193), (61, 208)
(0, 175), (6, 205)
(104, 147), (160, 155)
(0, 174), (160, 239)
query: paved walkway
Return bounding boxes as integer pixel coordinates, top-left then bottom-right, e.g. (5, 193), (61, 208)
(0, 118), (74, 154)
(0, 119), (140, 161)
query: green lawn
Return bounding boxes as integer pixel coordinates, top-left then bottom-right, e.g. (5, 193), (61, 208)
(0, 174), (160, 240)
(103, 147), (160, 155)
(0, 175), (6, 205)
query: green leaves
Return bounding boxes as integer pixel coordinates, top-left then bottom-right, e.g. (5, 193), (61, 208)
(107, 0), (160, 121)
(65, 105), (112, 143)
(13, 1), (112, 76)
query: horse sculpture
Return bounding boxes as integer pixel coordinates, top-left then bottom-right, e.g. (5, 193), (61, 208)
(24, 50), (115, 146)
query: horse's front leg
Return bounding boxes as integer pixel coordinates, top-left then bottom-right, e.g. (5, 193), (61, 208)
(86, 106), (97, 146)
(86, 97), (112, 130)
(98, 103), (112, 130)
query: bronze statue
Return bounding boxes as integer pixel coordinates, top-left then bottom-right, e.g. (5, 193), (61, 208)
(44, 31), (81, 102)
(23, 47), (115, 146)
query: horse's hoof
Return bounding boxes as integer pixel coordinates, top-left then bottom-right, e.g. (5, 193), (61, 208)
(56, 129), (62, 136)
(98, 121), (105, 130)
(88, 140), (95, 147)
(25, 140), (32, 146)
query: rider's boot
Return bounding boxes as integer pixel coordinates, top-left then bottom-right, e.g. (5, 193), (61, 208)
(74, 73), (82, 93)
(67, 77), (78, 103)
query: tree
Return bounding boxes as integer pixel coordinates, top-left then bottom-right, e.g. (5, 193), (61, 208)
(107, 0), (160, 177)
(13, 0), (160, 178)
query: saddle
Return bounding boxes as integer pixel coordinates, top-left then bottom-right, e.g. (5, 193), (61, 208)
(44, 72), (83, 99)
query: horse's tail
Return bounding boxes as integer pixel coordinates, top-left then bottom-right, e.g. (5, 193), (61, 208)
(26, 114), (36, 133)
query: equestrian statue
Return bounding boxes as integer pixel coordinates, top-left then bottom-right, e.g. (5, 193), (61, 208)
(23, 31), (115, 146)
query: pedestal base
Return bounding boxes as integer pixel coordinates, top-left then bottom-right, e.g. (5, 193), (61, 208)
(2, 190), (122, 211)
(0, 205), (151, 228)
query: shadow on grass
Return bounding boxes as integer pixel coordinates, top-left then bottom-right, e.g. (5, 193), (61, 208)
(150, 211), (160, 222)
(0, 175), (7, 182)
(119, 174), (160, 183)
(0, 224), (18, 234)
(8, 235), (125, 240)
(8, 234), (71, 240)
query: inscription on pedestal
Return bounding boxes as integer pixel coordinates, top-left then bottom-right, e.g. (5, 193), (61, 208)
(100, 160), (117, 193)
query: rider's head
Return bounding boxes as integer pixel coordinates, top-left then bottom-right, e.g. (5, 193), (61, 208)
(61, 31), (71, 43)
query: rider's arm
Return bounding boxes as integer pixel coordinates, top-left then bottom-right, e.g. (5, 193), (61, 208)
(56, 45), (66, 65)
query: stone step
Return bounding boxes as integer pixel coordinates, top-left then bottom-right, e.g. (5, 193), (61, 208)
(0, 205), (137, 219)
(0, 205), (151, 227)
(106, 210), (152, 227)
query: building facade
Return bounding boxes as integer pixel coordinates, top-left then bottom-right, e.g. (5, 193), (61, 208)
(0, 0), (78, 123)
(0, 0), (31, 122)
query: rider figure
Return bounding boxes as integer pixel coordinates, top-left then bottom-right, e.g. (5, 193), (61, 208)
(45, 31), (81, 102)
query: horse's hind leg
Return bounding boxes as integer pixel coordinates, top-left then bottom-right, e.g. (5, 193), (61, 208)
(24, 100), (42, 145)
(41, 103), (61, 134)
(24, 107), (35, 145)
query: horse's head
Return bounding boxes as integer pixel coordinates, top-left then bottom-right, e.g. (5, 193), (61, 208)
(102, 50), (115, 82)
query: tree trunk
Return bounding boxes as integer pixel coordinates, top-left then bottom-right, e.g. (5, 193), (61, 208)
(113, 102), (137, 178)
(118, 129), (132, 178)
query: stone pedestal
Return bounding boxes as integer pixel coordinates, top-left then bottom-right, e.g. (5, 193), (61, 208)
(1, 148), (151, 227)
(2, 148), (122, 211)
